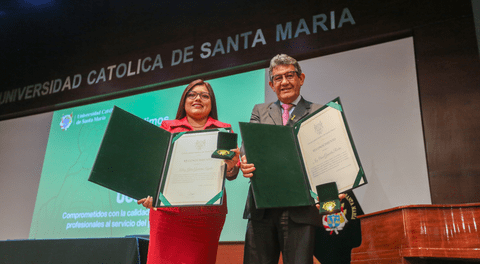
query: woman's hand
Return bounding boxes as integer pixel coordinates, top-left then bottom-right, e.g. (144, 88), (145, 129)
(137, 196), (157, 211)
(225, 147), (240, 170)
(225, 147), (240, 180)
(240, 155), (256, 178)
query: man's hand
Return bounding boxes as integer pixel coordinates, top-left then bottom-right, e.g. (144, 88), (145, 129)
(240, 155), (256, 178)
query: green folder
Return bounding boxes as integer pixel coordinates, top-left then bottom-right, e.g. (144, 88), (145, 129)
(88, 106), (229, 207)
(240, 123), (313, 208)
(239, 97), (367, 209)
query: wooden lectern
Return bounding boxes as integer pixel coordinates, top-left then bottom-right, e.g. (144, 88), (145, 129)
(351, 203), (480, 263)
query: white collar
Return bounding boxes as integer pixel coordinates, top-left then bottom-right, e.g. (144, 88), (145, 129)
(280, 95), (301, 106)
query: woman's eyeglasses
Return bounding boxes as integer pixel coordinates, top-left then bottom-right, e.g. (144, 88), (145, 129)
(187, 91), (211, 100)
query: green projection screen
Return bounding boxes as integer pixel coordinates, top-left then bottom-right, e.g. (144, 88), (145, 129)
(29, 70), (264, 241)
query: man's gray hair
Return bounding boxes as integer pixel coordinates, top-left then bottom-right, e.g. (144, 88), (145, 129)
(269, 54), (303, 81)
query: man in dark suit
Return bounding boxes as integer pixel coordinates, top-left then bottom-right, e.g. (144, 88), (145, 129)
(240, 54), (324, 264)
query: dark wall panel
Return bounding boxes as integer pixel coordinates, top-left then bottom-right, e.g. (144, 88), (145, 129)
(0, 237), (148, 264)
(0, 0), (474, 120)
(414, 16), (480, 204)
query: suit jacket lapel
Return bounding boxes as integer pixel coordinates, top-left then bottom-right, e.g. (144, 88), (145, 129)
(268, 101), (283, 125)
(287, 97), (311, 126)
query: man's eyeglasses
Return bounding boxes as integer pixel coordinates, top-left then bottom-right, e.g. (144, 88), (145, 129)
(187, 91), (211, 100)
(271, 71), (298, 83)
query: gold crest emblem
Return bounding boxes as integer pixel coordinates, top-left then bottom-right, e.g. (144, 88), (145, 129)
(217, 150), (230, 156)
(322, 201), (337, 212)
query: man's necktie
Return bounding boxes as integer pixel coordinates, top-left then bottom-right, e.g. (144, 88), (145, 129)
(282, 103), (292, 126)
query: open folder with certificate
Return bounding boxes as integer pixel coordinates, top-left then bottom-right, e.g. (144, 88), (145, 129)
(239, 97), (366, 209)
(88, 106), (230, 207)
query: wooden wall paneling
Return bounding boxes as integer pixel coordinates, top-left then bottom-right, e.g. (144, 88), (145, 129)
(414, 16), (480, 204)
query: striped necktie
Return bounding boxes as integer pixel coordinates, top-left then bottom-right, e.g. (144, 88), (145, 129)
(281, 103), (292, 126)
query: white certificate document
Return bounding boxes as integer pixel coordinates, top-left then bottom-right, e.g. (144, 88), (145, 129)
(161, 131), (225, 206)
(297, 106), (364, 193)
